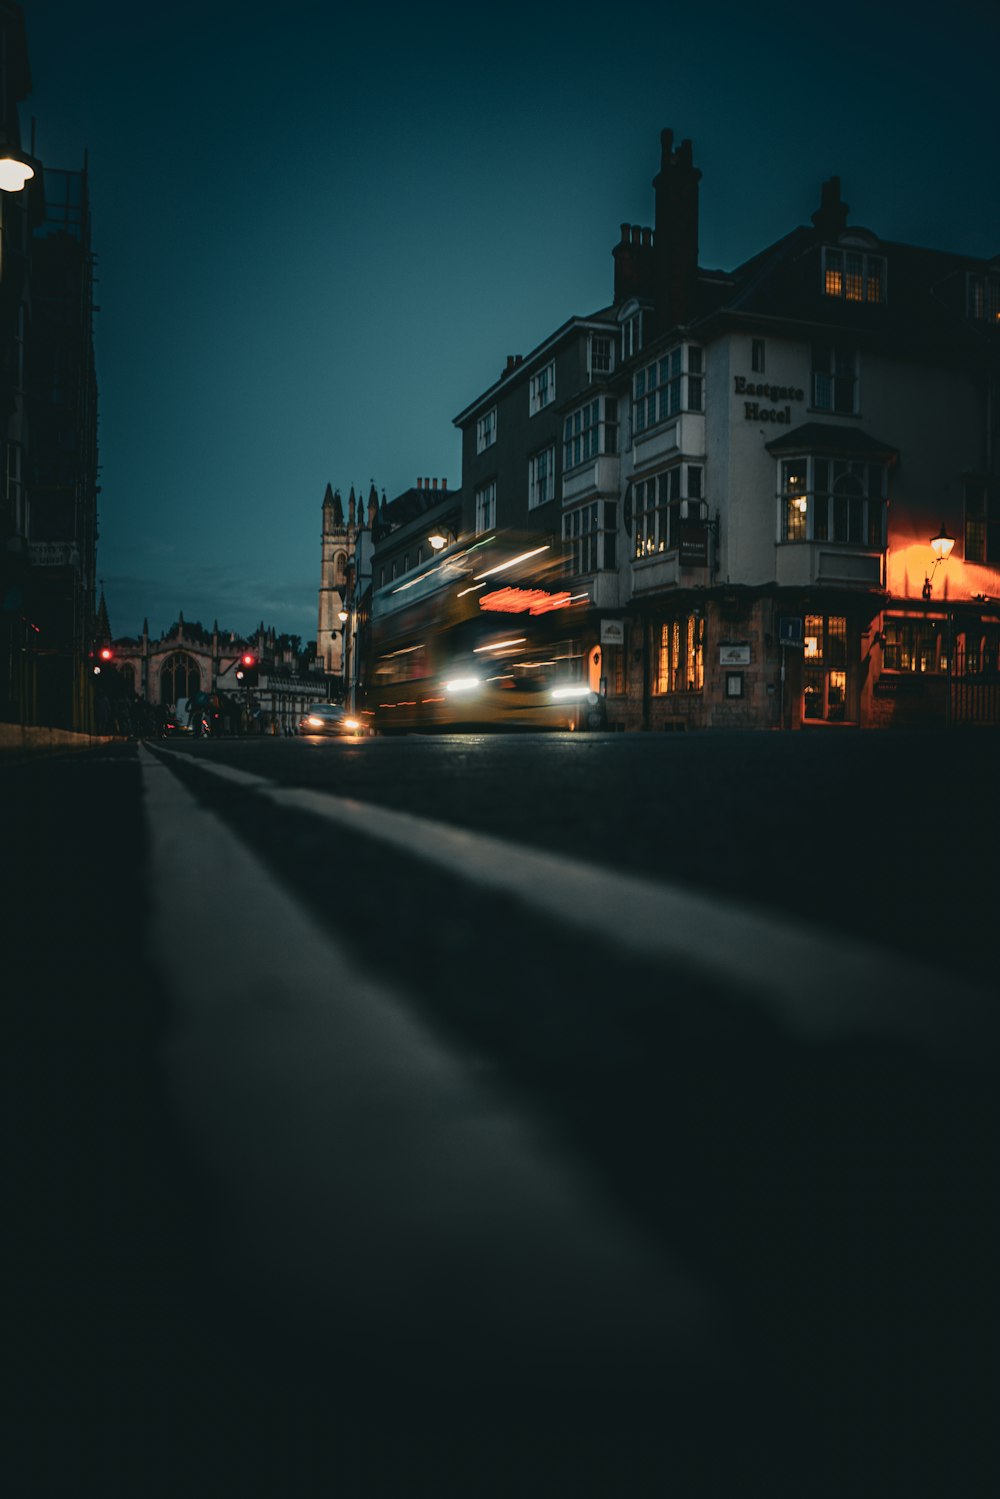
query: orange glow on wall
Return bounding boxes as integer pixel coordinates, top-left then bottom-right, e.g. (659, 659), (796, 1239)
(886, 543), (1000, 602)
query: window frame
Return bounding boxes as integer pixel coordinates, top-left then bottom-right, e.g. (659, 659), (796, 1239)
(964, 479), (1000, 563)
(562, 500), (617, 575)
(563, 397), (618, 473)
(810, 344), (858, 414)
(631, 344), (703, 437)
(633, 462), (704, 559)
(589, 333), (614, 377)
(475, 480), (497, 535)
(476, 407), (497, 455)
(528, 446), (556, 510)
(821, 247), (886, 304)
(778, 455), (887, 548)
(529, 361), (555, 416)
(651, 614), (705, 695)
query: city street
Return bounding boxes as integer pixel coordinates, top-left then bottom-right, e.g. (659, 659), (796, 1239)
(4, 729), (998, 1498)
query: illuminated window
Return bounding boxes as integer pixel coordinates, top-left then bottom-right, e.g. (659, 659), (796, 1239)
(562, 501), (617, 574)
(632, 345), (703, 436)
(475, 481), (496, 535)
(883, 619), (949, 674)
(528, 446), (555, 509)
(476, 408), (497, 454)
(529, 361), (555, 416)
(652, 614), (704, 694)
(822, 248), (885, 303)
(811, 344), (858, 413)
(633, 463), (704, 559)
(802, 615), (849, 721)
(563, 397), (618, 471)
(779, 458), (887, 554)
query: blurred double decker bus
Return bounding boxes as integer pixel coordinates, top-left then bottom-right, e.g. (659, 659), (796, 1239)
(364, 530), (607, 734)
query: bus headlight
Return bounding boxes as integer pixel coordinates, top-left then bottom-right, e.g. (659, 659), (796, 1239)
(443, 675), (481, 694)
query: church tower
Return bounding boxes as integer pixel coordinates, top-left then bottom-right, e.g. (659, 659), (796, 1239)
(317, 482), (350, 674)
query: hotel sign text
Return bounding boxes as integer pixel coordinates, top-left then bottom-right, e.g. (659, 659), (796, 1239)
(734, 375), (805, 426)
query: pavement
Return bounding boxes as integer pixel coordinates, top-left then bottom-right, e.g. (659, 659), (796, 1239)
(3, 736), (998, 1499)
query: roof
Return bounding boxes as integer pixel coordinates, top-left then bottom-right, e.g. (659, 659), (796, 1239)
(766, 423), (899, 459)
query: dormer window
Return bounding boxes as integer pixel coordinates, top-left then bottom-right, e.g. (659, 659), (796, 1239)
(621, 311), (642, 361)
(589, 333), (614, 376)
(822, 247), (885, 304)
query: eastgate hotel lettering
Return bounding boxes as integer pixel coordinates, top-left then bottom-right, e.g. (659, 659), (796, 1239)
(733, 375), (805, 425)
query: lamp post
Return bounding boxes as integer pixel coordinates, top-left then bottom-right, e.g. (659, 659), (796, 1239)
(921, 524), (955, 600)
(338, 605), (349, 704)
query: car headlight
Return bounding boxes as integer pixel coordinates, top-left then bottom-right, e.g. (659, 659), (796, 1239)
(443, 675), (481, 694)
(551, 685), (591, 702)
(305, 716), (323, 727)
(342, 718), (361, 730)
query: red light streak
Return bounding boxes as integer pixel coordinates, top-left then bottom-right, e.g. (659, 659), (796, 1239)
(479, 587), (573, 615)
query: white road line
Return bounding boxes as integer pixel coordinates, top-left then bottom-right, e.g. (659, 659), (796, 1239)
(138, 745), (719, 1391)
(150, 745), (996, 1065)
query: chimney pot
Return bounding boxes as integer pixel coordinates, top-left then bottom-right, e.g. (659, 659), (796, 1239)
(432, 477), (438, 490)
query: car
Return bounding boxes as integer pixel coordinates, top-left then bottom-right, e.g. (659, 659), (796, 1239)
(297, 704), (364, 736)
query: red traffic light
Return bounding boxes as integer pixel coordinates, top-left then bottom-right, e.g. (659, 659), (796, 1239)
(241, 652), (256, 667)
(99, 646), (113, 661)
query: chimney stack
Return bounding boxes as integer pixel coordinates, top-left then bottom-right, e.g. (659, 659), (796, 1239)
(811, 176), (849, 239)
(651, 129), (701, 330)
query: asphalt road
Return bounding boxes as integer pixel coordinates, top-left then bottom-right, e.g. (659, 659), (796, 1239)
(3, 729), (998, 1498)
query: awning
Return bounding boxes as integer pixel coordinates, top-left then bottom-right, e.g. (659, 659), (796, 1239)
(765, 423), (898, 461)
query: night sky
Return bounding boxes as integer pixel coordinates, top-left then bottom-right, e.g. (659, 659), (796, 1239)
(22, 0), (1000, 644)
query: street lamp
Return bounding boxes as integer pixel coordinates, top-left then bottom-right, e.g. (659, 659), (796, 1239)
(922, 524), (955, 600)
(0, 149), (32, 192)
(428, 527), (455, 551)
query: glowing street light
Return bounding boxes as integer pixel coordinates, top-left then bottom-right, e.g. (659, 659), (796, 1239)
(0, 151), (33, 192)
(922, 523), (956, 600)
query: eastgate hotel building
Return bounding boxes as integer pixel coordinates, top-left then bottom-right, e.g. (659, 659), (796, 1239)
(453, 131), (1000, 730)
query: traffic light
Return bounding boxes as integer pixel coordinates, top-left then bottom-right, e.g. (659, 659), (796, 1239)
(91, 645), (113, 675)
(235, 650), (258, 686)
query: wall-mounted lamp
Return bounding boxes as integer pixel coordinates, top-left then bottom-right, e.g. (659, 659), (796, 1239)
(922, 523), (955, 600)
(428, 530), (453, 551)
(338, 607), (349, 622)
(0, 136), (34, 192)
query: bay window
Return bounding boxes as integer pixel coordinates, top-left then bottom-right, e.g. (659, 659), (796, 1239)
(632, 345), (703, 435)
(780, 457), (886, 547)
(634, 463), (704, 558)
(562, 501), (617, 575)
(563, 397), (618, 471)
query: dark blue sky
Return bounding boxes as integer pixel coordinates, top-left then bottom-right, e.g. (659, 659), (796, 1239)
(22, 0), (1000, 643)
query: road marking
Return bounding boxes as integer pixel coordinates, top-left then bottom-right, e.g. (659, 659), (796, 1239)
(149, 744), (996, 1064)
(137, 745), (718, 1390)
